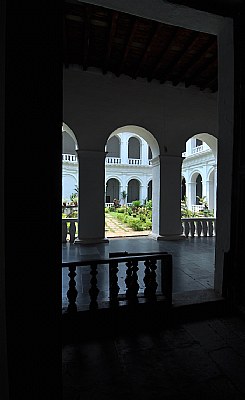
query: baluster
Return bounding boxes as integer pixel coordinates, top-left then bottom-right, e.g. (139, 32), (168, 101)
(125, 260), (139, 302)
(208, 220), (214, 236)
(202, 220), (208, 236)
(184, 221), (189, 237)
(143, 258), (151, 297)
(67, 266), (78, 313)
(89, 263), (99, 309)
(148, 258), (158, 301)
(125, 260), (133, 296)
(190, 220), (195, 237)
(62, 220), (68, 243)
(69, 221), (76, 243)
(109, 261), (120, 305)
(196, 220), (202, 236)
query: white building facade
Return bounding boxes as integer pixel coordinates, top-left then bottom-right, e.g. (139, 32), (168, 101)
(62, 127), (217, 214)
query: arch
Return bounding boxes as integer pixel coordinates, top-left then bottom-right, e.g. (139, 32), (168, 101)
(106, 135), (120, 158)
(62, 122), (78, 150)
(127, 179), (140, 203)
(62, 174), (77, 201)
(106, 125), (160, 159)
(128, 136), (141, 159)
(106, 178), (120, 203)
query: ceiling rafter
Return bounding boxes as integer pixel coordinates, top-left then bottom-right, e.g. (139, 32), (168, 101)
(116, 17), (138, 77)
(185, 55), (217, 87)
(160, 31), (199, 84)
(132, 22), (161, 79)
(103, 11), (119, 74)
(82, 5), (91, 70)
(172, 36), (217, 86)
(147, 27), (179, 82)
(64, 1), (218, 92)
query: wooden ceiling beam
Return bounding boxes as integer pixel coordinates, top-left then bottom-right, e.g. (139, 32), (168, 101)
(82, 6), (91, 71)
(103, 11), (119, 74)
(147, 27), (179, 82)
(172, 36), (217, 86)
(132, 22), (161, 79)
(116, 17), (138, 77)
(160, 31), (199, 84)
(185, 56), (217, 87)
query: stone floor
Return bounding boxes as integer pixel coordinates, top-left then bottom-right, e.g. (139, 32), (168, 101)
(62, 236), (215, 310)
(63, 313), (245, 400)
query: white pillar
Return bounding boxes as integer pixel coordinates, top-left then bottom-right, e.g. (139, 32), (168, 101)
(141, 140), (149, 166)
(120, 137), (128, 164)
(75, 149), (109, 244)
(150, 154), (185, 241)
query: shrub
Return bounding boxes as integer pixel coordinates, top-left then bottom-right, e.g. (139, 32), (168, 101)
(117, 207), (125, 213)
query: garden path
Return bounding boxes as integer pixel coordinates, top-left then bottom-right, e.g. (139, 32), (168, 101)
(105, 213), (151, 238)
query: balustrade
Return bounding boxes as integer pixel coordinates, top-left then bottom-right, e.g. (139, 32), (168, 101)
(182, 217), (216, 237)
(105, 157), (121, 164)
(62, 218), (78, 243)
(128, 158), (141, 165)
(62, 153), (77, 162)
(62, 252), (172, 312)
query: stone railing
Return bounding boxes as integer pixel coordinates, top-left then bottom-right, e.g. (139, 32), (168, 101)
(182, 217), (216, 237)
(62, 218), (78, 243)
(191, 204), (205, 213)
(128, 158), (141, 165)
(62, 216), (216, 243)
(62, 153), (77, 162)
(62, 252), (172, 313)
(192, 145), (203, 154)
(105, 157), (121, 164)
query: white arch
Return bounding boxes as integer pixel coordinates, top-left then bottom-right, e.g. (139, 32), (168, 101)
(62, 122), (78, 150)
(107, 125), (160, 158)
(126, 176), (144, 186)
(106, 176), (123, 186)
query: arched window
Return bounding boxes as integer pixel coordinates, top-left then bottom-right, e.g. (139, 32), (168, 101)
(106, 178), (120, 203)
(106, 136), (120, 158)
(128, 137), (140, 159)
(128, 179), (140, 202)
(196, 174), (202, 204)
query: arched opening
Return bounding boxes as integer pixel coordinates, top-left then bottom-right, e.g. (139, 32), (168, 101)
(127, 179), (140, 202)
(182, 133), (217, 215)
(106, 178), (120, 203)
(128, 136), (140, 160)
(106, 135), (120, 158)
(104, 125), (160, 238)
(62, 123), (78, 205)
(196, 174), (203, 204)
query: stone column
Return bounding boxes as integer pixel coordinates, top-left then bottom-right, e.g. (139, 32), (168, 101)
(150, 154), (185, 241)
(75, 149), (109, 244)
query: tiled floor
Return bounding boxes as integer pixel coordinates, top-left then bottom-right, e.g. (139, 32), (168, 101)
(62, 236), (215, 310)
(63, 313), (245, 400)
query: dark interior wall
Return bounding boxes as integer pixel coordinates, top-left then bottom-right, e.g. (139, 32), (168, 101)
(225, 3), (245, 308)
(4, 2), (62, 398)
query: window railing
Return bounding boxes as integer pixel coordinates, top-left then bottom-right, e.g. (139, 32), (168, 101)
(62, 153), (77, 162)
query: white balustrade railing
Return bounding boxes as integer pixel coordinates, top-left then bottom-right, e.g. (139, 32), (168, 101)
(192, 204), (205, 213)
(62, 153), (77, 162)
(182, 217), (216, 237)
(62, 218), (78, 243)
(106, 157), (121, 164)
(192, 145), (203, 154)
(62, 216), (216, 242)
(128, 158), (141, 165)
